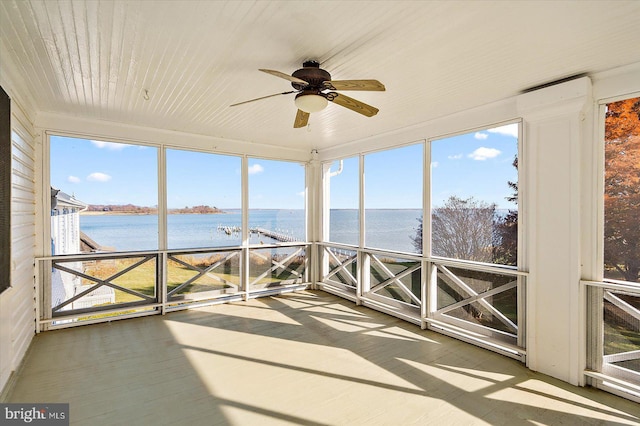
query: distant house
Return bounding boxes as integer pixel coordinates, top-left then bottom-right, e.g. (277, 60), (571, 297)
(50, 187), (87, 256)
(50, 188), (114, 312)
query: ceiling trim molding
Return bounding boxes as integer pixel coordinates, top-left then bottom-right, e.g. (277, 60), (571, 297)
(592, 61), (640, 102)
(35, 112), (311, 162)
(317, 96), (519, 162)
(516, 77), (592, 122)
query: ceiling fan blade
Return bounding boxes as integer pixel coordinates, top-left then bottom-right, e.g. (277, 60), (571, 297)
(294, 110), (310, 128)
(328, 93), (379, 117)
(230, 91), (296, 107)
(323, 80), (386, 91)
(259, 69), (308, 86)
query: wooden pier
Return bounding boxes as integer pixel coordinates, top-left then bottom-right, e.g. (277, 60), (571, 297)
(217, 225), (300, 243)
(250, 227), (299, 243)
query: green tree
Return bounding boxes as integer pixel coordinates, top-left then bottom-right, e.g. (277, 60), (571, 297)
(492, 157), (518, 266)
(411, 216), (423, 254)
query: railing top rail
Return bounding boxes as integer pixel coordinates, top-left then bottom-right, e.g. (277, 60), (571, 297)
(38, 251), (162, 262)
(316, 241), (358, 250)
(36, 242), (311, 262)
(318, 242), (423, 261)
(582, 279), (640, 294)
(166, 246), (242, 255)
(430, 256), (526, 277)
(249, 242), (309, 250)
(362, 248), (424, 262)
(318, 242), (527, 276)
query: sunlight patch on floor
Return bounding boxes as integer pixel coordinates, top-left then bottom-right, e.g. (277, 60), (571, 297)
(195, 302), (303, 325)
(485, 379), (640, 424)
(323, 316), (385, 329)
(364, 326), (440, 343)
(309, 315), (383, 332)
(302, 303), (370, 318)
(272, 294), (338, 309)
(179, 335), (426, 396)
(398, 357), (497, 393)
(438, 364), (515, 382)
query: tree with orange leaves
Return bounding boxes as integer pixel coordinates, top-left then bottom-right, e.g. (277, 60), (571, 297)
(604, 97), (640, 282)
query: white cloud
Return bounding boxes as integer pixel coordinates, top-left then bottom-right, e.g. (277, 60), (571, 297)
(87, 172), (112, 182)
(447, 154), (463, 160)
(488, 123), (518, 138)
(431, 161), (439, 168)
(297, 191), (306, 197)
(67, 175), (81, 183)
(474, 132), (489, 140)
(91, 140), (127, 150)
(248, 164), (264, 175)
(468, 147), (501, 161)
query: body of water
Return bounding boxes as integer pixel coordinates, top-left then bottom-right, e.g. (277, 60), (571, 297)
(80, 209), (423, 254)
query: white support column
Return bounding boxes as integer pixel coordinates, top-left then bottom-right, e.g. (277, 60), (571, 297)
(422, 139), (431, 329)
(306, 151), (322, 287)
(158, 146), (168, 313)
(357, 155), (367, 305)
(241, 155), (250, 301)
(517, 77), (592, 386)
(318, 160), (334, 287)
(158, 147), (167, 251)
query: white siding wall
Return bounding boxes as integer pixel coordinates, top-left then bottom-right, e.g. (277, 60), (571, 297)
(0, 95), (36, 394)
(51, 210), (81, 255)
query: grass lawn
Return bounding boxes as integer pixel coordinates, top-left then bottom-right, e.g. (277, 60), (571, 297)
(81, 253), (305, 306)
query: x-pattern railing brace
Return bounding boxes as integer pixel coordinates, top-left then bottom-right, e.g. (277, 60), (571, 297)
(52, 256), (156, 311)
(603, 349), (640, 364)
(602, 290), (640, 364)
(436, 264), (518, 333)
(604, 290), (640, 321)
(436, 280), (517, 317)
(270, 251), (304, 277)
(324, 248), (357, 286)
(250, 248), (305, 286)
(368, 254), (421, 306)
(168, 252), (239, 296)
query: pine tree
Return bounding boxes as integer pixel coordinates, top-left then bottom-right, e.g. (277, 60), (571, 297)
(492, 157), (518, 266)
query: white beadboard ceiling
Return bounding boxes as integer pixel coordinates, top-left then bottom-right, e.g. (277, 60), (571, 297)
(1, 0), (640, 152)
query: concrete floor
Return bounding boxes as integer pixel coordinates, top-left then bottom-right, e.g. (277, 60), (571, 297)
(5, 290), (640, 425)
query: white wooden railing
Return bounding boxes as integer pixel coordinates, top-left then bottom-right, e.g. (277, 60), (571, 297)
(36, 243), (309, 330)
(583, 279), (640, 401)
(36, 241), (528, 363)
(317, 242), (527, 361)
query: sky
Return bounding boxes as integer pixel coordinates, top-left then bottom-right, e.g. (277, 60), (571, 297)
(431, 123), (519, 210)
(50, 123), (517, 210)
(328, 123), (519, 209)
(50, 137), (306, 209)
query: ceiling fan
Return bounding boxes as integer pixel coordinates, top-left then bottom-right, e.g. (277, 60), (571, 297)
(230, 60), (385, 128)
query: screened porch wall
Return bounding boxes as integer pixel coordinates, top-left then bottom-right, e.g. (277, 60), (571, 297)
(315, 76), (592, 386)
(317, 64), (640, 393)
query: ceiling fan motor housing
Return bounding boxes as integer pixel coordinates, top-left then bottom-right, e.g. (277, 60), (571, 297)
(291, 60), (331, 90)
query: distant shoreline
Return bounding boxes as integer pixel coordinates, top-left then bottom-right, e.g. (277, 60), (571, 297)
(81, 211), (227, 216)
(80, 208), (434, 216)
(83, 203), (227, 215)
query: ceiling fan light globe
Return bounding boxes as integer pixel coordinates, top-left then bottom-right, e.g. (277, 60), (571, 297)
(295, 94), (328, 113)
